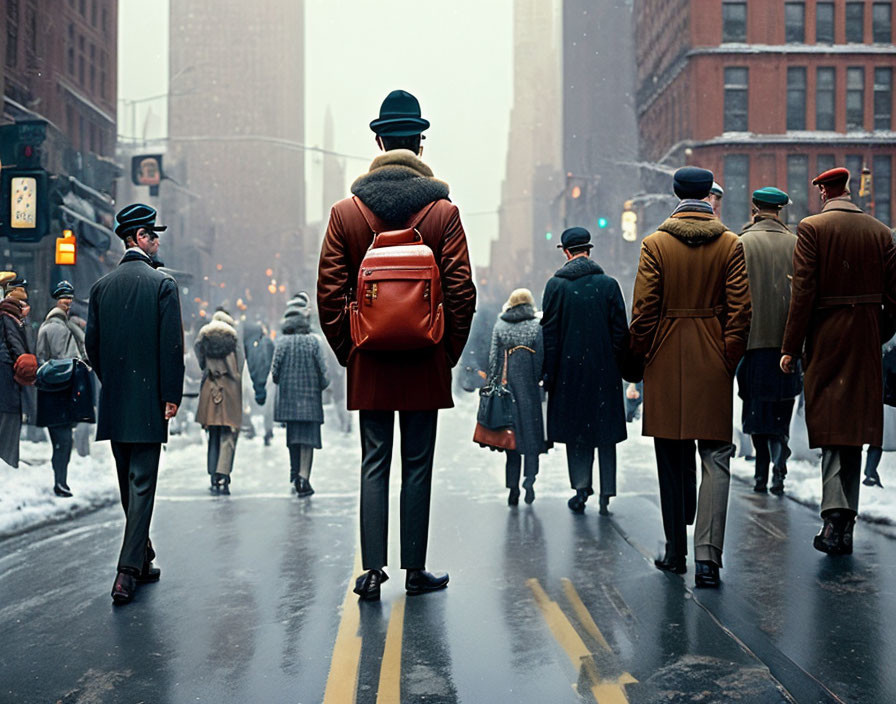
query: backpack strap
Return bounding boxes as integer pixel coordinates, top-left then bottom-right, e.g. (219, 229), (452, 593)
(352, 197), (439, 235)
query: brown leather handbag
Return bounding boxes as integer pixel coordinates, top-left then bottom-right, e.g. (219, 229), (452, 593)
(473, 348), (517, 451)
(473, 423), (516, 451)
(349, 198), (444, 351)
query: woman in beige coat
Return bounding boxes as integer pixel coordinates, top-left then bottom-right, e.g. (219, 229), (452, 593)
(195, 310), (243, 492)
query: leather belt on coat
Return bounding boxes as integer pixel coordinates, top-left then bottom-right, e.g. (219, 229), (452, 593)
(664, 306), (724, 318)
(817, 294), (882, 309)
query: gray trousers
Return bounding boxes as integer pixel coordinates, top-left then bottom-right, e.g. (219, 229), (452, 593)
(821, 446), (862, 515)
(48, 424), (74, 487)
(567, 443), (616, 497)
(655, 439), (733, 566)
(289, 444), (314, 482)
(359, 410), (438, 571)
(111, 441), (161, 573)
(207, 426), (238, 476)
(505, 450), (538, 489)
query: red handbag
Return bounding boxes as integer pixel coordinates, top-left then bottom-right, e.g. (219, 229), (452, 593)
(473, 423), (516, 451)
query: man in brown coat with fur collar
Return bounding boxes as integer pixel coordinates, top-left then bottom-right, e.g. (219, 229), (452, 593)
(630, 167), (751, 589)
(781, 167), (896, 556)
(317, 90), (476, 601)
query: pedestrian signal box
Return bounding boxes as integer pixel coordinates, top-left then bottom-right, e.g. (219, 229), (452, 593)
(621, 208), (638, 242)
(55, 230), (77, 265)
(1, 168), (49, 241)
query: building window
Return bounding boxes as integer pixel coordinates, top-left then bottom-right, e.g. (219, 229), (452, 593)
(787, 155), (809, 224)
(723, 155), (750, 227)
(787, 67), (807, 130)
(89, 64), (95, 93)
(785, 2), (806, 43)
(817, 154), (836, 176)
(816, 67), (836, 130)
(722, 2), (747, 42)
(79, 0), (85, 15)
(79, 55), (85, 85)
(873, 3), (892, 43)
(100, 52), (107, 99)
(6, 0), (19, 69)
(91, 0), (97, 26)
(874, 155), (892, 225)
(846, 2), (865, 42)
(102, 7), (108, 32)
(724, 67), (749, 131)
(875, 68), (893, 130)
(847, 67), (866, 130)
(816, 2), (835, 43)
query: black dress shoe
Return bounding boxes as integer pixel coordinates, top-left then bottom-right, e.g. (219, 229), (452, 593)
(111, 571), (137, 604)
(769, 483), (785, 496)
(694, 560), (720, 588)
(53, 484), (73, 498)
(863, 474), (883, 488)
(508, 488), (520, 506)
(598, 495), (610, 516)
(146, 539), (156, 563)
(753, 482), (767, 493)
(296, 477), (314, 498)
(219, 474), (231, 495)
(353, 569), (388, 601)
(524, 486), (535, 504)
(814, 512), (848, 555)
(567, 492), (586, 514)
(137, 562), (161, 583)
(654, 554), (687, 574)
(406, 569), (449, 596)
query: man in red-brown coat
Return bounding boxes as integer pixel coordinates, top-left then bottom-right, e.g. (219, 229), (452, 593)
(781, 167), (896, 556)
(317, 90), (476, 601)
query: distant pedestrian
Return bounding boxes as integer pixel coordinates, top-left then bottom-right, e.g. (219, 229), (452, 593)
(317, 89), (476, 601)
(36, 281), (91, 497)
(707, 181), (724, 219)
(866, 336), (896, 488)
(487, 288), (547, 506)
(781, 167), (896, 556)
(242, 318), (275, 445)
(541, 227), (628, 516)
(272, 292), (329, 497)
(736, 188), (801, 495)
(86, 204), (184, 604)
(0, 276), (36, 469)
(630, 167), (751, 588)
(195, 309), (243, 493)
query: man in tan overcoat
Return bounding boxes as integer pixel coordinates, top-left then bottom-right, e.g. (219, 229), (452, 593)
(630, 166), (751, 588)
(781, 167), (896, 555)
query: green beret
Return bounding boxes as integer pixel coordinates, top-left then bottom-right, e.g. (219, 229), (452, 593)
(752, 186), (790, 207)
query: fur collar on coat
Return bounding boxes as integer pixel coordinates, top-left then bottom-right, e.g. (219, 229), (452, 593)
(554, 257), (605, 280)
(197, 320), (238, 358)
(500, 303), (536, 323)
(351, 149), (450, 222)
(658, 214), (728, 247)
(0, 297), (24, 322)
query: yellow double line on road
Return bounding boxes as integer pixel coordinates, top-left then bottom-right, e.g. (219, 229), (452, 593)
(323, 552), (406, 704)
(528, 578), (637, 704)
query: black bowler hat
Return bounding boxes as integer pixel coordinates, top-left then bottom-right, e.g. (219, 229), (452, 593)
(114, 203), (167, 239)
(369, 90), (431, 137)
(673, 166), (714, 200)
(558, 226), (592, 250)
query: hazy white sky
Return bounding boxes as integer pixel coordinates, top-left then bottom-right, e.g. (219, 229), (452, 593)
(117, 0), (514, 267)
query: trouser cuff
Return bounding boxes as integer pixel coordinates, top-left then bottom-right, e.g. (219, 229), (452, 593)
(695, 544), (722, 567)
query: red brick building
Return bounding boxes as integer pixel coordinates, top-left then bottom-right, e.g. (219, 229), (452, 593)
(635, 0), (896, 229)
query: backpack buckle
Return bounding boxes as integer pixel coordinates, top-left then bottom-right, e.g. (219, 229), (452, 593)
(364, 283), (378, 305)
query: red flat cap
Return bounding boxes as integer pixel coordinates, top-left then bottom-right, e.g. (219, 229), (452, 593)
(812, 167), (850, 186)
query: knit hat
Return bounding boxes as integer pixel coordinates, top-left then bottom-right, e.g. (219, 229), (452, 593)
(504, 288), (535, 311)
(212, 310), (235, 326)
(283, 291), (311, 319)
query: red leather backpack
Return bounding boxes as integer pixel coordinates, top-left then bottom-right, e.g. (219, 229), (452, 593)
(349, 198), (445, 351)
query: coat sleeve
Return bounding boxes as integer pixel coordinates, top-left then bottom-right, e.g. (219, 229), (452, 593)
(540, 278), (560, 388)
(722, 240), (752, 373)
(781, 220), (817, 357)
(317, 207), (353, 367)
(158, 277), (185, 407)
(534, 326), (545, 388)
(438, 204), (477, 367)
(85, 288), (102, 382)
(629, 242), (663, 360)
(271, 339), (283, 384)
(36, 325), (50, 363)
(315, 338), (331, 390)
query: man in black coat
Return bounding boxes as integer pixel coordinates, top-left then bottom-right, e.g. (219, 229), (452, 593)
(86, 204), (184, 604)
(541, 227), (628, 515)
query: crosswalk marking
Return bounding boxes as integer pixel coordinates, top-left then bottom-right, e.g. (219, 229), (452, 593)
(528, 578), (637, 704)
(376, 597), (406, 704)
(323, 552), (363, 704)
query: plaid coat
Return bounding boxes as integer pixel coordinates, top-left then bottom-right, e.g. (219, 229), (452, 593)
(272, 324), (330, 423)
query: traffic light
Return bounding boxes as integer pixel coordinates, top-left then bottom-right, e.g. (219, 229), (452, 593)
(1, 168), (49, 241)
(621, 202), (638, 242)
(597, 217), (609, 229)
(545, 231), (553, 241)
(55, 230), (77, 265)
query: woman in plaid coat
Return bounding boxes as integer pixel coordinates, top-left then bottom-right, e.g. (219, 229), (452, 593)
(272, 293), (330, 497)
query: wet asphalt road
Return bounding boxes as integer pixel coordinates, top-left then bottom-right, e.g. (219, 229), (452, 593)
(2, 398), (895, 703)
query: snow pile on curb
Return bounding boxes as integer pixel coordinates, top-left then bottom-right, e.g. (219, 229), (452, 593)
(0, 442), (119, 538)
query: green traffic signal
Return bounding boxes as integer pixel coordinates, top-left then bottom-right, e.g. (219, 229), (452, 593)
(597, 217), (609, 229)
(545, 231), (553, 241)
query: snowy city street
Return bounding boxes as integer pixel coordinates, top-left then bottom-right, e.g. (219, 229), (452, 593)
(2, 395), (895, 703)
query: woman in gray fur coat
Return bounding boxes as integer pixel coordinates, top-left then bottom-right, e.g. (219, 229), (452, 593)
(487, 288), (547, 505)
(272, 292), (329, 497)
